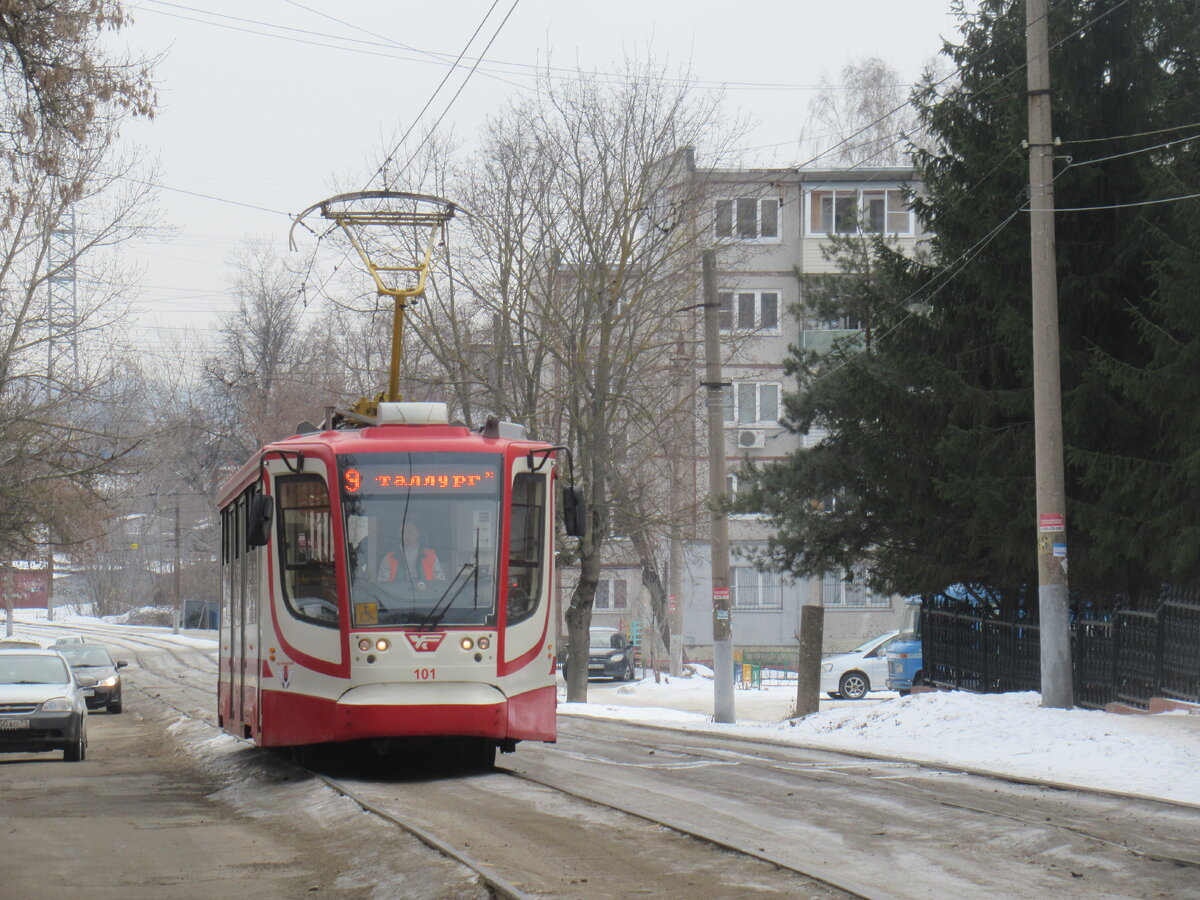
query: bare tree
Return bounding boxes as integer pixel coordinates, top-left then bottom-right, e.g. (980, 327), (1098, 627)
(807, 57), (917, 167)
(423, 62), (748, 701)
(204, 241), (333, 461)
(0, 1), (155, 153)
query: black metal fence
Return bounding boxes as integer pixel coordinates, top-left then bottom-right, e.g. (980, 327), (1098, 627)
(924, 584), (1200, 710)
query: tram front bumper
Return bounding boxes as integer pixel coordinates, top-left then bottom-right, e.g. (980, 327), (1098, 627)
(334, 682), (552, 742)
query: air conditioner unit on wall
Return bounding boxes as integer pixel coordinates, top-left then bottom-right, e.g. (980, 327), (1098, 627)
(737, 429), (766, 449)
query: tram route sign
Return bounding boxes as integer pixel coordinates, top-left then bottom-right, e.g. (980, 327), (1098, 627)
(340, 455), (501, 496)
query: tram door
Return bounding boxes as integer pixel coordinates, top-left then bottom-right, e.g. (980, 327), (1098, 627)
(232, 493), (247, 732)
(221, 488), (262, 739)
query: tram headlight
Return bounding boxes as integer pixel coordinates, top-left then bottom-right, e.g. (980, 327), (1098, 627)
(358, 638), (372, 652)
(375, 639), (390, 652)
(460, 637), (474, 651)
(477, 636), (490, 650)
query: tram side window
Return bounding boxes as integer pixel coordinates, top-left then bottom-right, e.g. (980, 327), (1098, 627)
(276, 475), (339, 626)
(506, 473), (545, 625)
(243, 492), (259, 627)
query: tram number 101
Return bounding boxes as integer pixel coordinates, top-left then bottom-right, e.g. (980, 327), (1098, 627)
(413, 668), (436, 681)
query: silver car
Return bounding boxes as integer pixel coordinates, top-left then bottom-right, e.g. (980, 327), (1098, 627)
(0, 650), (89, 761)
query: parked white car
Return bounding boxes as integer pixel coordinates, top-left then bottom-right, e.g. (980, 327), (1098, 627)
(820, 631), (899, 700)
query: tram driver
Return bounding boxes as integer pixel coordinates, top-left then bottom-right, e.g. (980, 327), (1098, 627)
(377, 520), (445, 590)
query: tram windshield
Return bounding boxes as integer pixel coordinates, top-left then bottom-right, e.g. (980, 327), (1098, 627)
(339, 452), (502, 628)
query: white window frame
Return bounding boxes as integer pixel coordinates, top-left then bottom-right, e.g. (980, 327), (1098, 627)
(822, 569), (890, 609)
(719, 290), (781, 333)
(732, 563), (783, 610)
(807, 188), (913, 237)
(594, 575), (628, 611)
(723, 381), (781, 426)
(715, 197), (781, 242)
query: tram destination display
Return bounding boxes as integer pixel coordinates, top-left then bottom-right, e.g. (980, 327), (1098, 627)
(340, 453), (501, 496)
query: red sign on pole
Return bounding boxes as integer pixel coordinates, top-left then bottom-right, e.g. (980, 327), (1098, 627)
(1039, 513), (1065, 533)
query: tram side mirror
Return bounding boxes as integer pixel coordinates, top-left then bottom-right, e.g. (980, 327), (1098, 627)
(562, 485), (587, 538)
(247, 494), (274, 547)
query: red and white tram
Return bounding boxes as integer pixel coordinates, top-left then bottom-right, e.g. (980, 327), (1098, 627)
(217, 402), (582, 765)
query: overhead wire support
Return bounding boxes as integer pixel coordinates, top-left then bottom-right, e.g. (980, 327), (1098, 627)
(289, 190), (463, 418)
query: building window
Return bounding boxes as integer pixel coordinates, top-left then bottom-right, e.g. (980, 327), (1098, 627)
(719, 291), (780, 332)
(808, 313), (863, 331)
(724, 382), (780, 426)
(822, 569), (890, 609)
(595, 576), (628, 610)
(809, 188), (911, 236)
(732, 564), (782, 610)
(715, 197), (780, 241)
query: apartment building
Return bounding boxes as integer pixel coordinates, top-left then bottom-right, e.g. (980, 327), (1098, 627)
(580, 156), (929, 658)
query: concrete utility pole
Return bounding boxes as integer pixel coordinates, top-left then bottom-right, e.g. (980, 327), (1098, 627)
(795, 576), (825, 717)
(1026, 0), (1073, 708)
(46, 538), (54, 622)
(669, 339), (687, 677)
(173, 498), (182, 635)
(702, 250), (735, 723)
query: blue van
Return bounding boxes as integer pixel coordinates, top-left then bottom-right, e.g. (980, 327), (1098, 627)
(886, 597), (922, 693)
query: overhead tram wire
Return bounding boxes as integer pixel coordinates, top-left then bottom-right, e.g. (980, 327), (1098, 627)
(365, 0), (504, 188)
(297, 0), (522, 311)
(290, 0), (510, 302)
(389, 0), (521, 178)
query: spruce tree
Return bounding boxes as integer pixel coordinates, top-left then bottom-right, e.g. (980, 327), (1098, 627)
(736, 0), (1200, 600)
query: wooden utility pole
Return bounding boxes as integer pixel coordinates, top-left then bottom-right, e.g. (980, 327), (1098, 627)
(702, 250), (735, 723)
(1026, 0), (1073, 708)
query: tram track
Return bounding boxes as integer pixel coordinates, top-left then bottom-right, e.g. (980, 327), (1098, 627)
(528, 718), (1200, 897)
(547, 718), (1200, 872)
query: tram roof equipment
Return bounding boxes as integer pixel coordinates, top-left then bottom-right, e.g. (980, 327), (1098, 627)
(289, 191), (464, 424)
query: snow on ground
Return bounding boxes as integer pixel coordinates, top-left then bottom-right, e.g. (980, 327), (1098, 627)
(8, 609), (1198, 807)
(562, 668), (1200, 806)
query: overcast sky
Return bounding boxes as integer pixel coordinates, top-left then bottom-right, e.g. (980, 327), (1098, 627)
(116, 0), (966, 356)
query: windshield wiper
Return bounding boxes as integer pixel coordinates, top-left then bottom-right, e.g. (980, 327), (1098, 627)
(416, 563), (477, 632)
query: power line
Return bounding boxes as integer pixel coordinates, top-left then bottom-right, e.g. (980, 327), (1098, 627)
(1061, 131), (1200, 169)
(116, 174), (291, 217)
(798, 207), (1024, 391)
(142, 0), (904, 94)
(778, 0), (1130, 176)
(1045, 191), (1200, 212)
(1059, 120), (1200, 145)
